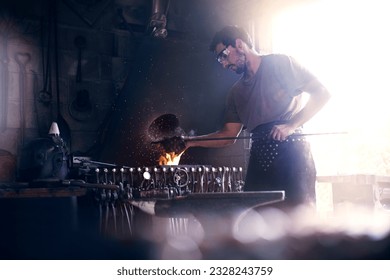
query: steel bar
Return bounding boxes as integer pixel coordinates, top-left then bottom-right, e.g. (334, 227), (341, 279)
(185, 131), (347, 142)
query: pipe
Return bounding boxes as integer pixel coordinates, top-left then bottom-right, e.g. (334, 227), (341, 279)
(148, 0), (170, 38)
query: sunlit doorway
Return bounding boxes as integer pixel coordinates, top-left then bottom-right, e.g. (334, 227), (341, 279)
(268, 0), (390, 176)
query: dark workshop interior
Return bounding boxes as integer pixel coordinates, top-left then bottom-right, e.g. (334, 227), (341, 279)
(0, 0), (390, 260)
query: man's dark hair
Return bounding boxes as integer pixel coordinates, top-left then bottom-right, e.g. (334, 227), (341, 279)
(209, 25), (253, 52)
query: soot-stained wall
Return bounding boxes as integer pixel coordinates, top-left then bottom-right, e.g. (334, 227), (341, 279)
(0, 0), (255, 181)
(98, 36), (247, 168)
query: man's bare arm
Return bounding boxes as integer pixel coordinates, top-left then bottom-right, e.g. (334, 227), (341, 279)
(271, 79), (331, 141)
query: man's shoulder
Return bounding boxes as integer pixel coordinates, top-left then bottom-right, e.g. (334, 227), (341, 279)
(262, 53), (290, 62)
(261, 54), (300, 70)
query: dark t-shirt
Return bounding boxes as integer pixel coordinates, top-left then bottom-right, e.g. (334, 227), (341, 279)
(224, 54), (317, 132)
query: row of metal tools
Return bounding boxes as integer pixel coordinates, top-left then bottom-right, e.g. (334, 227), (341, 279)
(73, 161), (245, 238)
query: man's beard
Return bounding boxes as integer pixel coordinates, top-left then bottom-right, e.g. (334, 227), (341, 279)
(233, 53), (246, 74)
(234, 65), (245, 74)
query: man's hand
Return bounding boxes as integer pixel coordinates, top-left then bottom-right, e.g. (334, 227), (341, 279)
(270, 123), (297, 141)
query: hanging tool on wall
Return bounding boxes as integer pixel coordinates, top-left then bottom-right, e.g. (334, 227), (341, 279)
(15, 52), (31, 148)
(53, 0), (72, 151)
(0, 21), (10, 132)
(38, 13), (52, 106)
(35, 9), (54, 137)
(69, 35), (94, 122)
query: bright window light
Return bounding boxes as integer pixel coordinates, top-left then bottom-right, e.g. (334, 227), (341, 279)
(271, 0), (390, 175)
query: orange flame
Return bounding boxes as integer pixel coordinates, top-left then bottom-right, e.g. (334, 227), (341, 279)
(158, 151), (184, 165)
